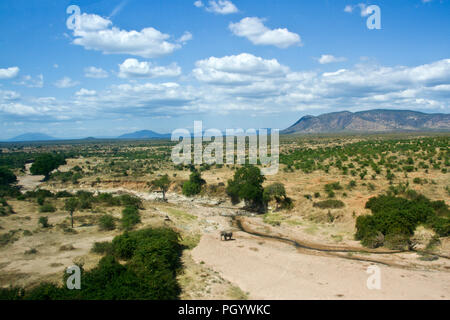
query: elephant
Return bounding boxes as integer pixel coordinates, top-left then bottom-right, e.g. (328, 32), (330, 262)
(220, 231), (233, 241)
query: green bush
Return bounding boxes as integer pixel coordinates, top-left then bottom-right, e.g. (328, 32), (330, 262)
(99, 214), (116, 231)
(39, 204), (56, 213)
(38, 216), (50, 228)
(39, 203), (56, 213)
(0, 167), (17, 186)
(121, 206), (141, 230)
(313, 200), (345, 209)
(2, 227), (182, 300)
(30, 154), (66, 178)
(182, 171), (205, 197)
(356, 194), (449, 248)
(91, 241), (113, 255)
(226, 166), (266, 212)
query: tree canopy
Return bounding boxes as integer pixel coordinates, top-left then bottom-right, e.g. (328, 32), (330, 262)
(30, 154), (66, 178)
(150, 174), (171, 200)
(226, 166), (266, 212)
(0, 167), (17, 186)
(182, 170), (206, 197)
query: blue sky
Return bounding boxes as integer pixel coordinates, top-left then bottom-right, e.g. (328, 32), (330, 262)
(0, 0), (449, 139)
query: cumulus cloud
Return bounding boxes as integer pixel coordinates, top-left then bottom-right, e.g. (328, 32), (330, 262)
(229, 17), (302, 48)
(0, 67), (20, 79)
(2, 57), (449, 122)
(69, 12), (191, 58)
(344, 3), (371, 17)
(54, 77), (79, 88)
(318, 54), (347, 64)
(177, 32), (193, 44)
(193, 53), (290, 85)
(84, 66), (109, 78)
(194, 1), (204, 8)
(192, 55), (450, 113)
(118, 58), (182, 78)
(195, 1), (238, 14)
(0, 89), (20, 102)
(75, 88), (97, 96)
(14, 74), (44, 88)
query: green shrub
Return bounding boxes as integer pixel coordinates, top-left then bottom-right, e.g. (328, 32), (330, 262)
(356, 194), (449, 248)
(226, 166), (266, 211)
(0, 287), (24, 300)
(121, 206), (141, 230)
(99, 214), (116, 231)
(38, 216), (50, 228)
(91, 241), (113, 255)
(30, 154), (66, 178)
(182, 171), (205, 197)
(0, 167), (17, 186)
(39, 204), (56, 213)
(313, 200), (345, 209)
(3, 227), (183, 300)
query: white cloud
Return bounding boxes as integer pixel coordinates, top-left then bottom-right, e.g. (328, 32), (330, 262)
(194, 1), (204, 8)
(178, 32), (193, 44)
(194, 53), (290, 85)
(0, 103), (40, 116)
(118, 58), (181, 78)
(14, 74), (44, 88)
(2, 58), (449, 121)
(75, 88), (97, 96)
(344, 5), (353, 13)
(195, 1), (238, 14)
(205, 0), (238, 14)
(84, 66), (109, 78)
(0, 89), (20, 102)
(318, 54), (347, 64)
(344, 4), (371, 17)
(229, 17), (302, 48)
(0, 67), (20, 79)
(54, 77), (79, 88)
(70, 12), (190, 58)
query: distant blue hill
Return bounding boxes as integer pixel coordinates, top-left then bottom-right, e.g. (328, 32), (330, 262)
(117, 130), (171, 140)
(7, 133), (57, 142)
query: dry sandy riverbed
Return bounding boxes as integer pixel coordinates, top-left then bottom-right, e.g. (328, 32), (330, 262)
(192, 231), (450, 300)
(7, 168), (450, 299)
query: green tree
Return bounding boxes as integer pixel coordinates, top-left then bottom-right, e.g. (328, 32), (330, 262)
(150, 174), (171, 201)
(182, 170), (205, 197)
(263, 183), (293, 210)
(99, 214), (116, 231)
(0, 167), (17, 186)
(64, 198), (79, 229)
(30, 154), (66, 179)
(226, 166), (266, 212)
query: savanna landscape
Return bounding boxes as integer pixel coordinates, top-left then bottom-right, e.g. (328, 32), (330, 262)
(0, 132), (448, 300)
(0, 0), (449, 305)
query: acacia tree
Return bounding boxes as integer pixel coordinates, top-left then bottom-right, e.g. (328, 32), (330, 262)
(64, 198), (79, 228)
(0, 167), (17, 186)
(263, 183), (293, 210)
(150, 174), (171, 201)
(226, 166), (266, 212)
(182, 170), (206, 197)
(30, 154), (66, 180)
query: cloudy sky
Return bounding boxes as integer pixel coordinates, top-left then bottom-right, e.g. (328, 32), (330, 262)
(0, 0), (449, 139)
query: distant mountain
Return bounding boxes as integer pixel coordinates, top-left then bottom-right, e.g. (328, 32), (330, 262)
(8, 133), (57, 142)
(282, 110), (450, 134)
(117, 130), (171, 140)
